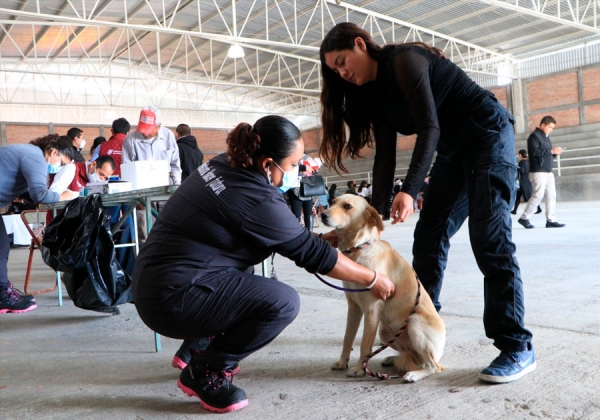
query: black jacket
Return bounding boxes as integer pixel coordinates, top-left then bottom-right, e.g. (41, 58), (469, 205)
(71, 146), (85, 163)
(176, 135), (204, 181)
(527, 128), (554, 173)
(517, 158), (533, 201)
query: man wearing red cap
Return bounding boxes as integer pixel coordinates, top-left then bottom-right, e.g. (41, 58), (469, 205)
(122, 105), (182, 185)
(123, 106), (182, 241)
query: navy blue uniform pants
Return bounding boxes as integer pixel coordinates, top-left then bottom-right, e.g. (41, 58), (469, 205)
(135, 268), (300, 369)
(412, 98), (533, 352)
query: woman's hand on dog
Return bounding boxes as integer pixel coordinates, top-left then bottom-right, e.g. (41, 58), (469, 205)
(391, 191), (415, 224)
(372, 273), (395, 301)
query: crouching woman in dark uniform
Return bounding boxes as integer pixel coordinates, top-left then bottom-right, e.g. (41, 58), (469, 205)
(131, 115), (394, 414)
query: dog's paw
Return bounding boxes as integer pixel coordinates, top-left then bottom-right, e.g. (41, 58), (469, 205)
(403, 372), (420, 383)
(381, 356), (396, 367)
(331, 360), (348, 370)
(346, 366), (366, 377)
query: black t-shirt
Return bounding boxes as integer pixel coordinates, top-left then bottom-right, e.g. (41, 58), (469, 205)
(368, 45), (491, 212)
(132, 154), (338, 300)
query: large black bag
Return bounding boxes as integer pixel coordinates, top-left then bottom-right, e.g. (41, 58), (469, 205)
(299, 175), (326, 199)
(41, 195), (133, 314)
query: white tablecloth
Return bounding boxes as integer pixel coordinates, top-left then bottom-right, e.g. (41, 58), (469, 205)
(2, 214), (32, 246)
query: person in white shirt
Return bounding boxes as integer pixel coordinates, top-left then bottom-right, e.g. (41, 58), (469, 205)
(49, 136), (77, 194)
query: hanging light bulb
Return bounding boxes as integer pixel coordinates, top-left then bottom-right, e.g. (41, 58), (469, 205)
(227, 44), (245, 58)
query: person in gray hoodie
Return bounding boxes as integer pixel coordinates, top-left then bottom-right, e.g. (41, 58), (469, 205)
(0, 141), (79, 314)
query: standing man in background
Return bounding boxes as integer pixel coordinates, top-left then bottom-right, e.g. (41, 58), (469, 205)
(122, 106), (181, 242)
(122, 106), (181, 185)
(518, 116), (565, 229)
(95, 117), (131, 177)
(67, 127), (86, 163)
(175, 124), (204, 182)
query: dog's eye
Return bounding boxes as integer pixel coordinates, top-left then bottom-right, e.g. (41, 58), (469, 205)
(343, 204), (353, 210)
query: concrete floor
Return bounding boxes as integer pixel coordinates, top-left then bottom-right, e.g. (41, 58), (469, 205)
(1, 200), (599, 420)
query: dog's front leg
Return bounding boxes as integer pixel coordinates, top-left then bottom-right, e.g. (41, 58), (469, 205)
(346, 305), (380, 377)
(332, 299), (362, 371)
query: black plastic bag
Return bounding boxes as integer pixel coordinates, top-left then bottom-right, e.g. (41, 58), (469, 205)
(41, 195), (133, 313)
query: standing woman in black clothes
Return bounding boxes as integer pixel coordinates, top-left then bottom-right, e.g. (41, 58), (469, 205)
(319, 22), (535, 384)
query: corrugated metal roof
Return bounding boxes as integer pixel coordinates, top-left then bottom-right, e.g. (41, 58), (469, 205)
(0, 0), (598, 128)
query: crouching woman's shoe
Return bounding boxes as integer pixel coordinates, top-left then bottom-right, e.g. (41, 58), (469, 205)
(178, 353), (247, 413)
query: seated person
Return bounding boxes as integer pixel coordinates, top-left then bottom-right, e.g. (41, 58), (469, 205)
(69, 156), (117, 192)
(49, 136), (77, 194)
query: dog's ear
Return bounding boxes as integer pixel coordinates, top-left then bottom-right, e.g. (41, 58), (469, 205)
(366, 205), (385, 232)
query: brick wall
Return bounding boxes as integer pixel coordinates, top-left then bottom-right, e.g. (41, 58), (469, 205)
(5, 124), (50, 145)
(527, 72), (579, 111)
(583, 67), (600, 101)
(193, 128), (228, 155)
(302, 129), (319, 153)
(528, 108), (580, 130)
(584, 103), (600, 124)
(490, 86), (509, 110)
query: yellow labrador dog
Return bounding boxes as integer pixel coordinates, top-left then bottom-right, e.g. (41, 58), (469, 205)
(321, 194), (445, 382)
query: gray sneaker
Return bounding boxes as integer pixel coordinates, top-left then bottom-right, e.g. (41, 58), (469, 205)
(479, 343), (536, 384)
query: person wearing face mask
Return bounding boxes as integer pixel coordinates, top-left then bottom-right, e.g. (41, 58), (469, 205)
(131, 115), (395, 414)
(68, 155), (117, 192)
(66, 127), (86, 163)
(48, 136), (77, 194)
(0, 142), (80, 314)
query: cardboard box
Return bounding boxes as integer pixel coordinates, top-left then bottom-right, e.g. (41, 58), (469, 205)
(120, 160), (170, 190)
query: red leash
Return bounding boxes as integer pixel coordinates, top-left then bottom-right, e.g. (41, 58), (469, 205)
(361, 276), (421, 380)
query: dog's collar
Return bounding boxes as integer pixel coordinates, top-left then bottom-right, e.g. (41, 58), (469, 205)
(341, 240), (376, 254)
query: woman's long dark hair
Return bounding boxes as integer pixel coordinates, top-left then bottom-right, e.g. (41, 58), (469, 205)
(319, 22), (444, 173)
(226, 115), (301, 170)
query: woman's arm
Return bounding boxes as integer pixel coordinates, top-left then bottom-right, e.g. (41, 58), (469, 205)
(325, 252), (395, 301)
(391, 49), (441, 200)
(279, 230), (394, 301)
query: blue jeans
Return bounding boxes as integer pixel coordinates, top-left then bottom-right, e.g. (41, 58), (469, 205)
(412, 98), (532, 352)
(107, 205), (135, 276)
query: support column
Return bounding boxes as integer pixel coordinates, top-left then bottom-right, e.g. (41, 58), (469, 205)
(0, 123), (6, 146)
(511, 78), (526, 134)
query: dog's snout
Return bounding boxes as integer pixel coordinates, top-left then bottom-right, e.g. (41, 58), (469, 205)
(321, 212), (329, 222)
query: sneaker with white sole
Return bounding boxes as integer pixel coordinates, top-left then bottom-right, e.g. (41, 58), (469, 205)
(478, 342), (537, 384)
